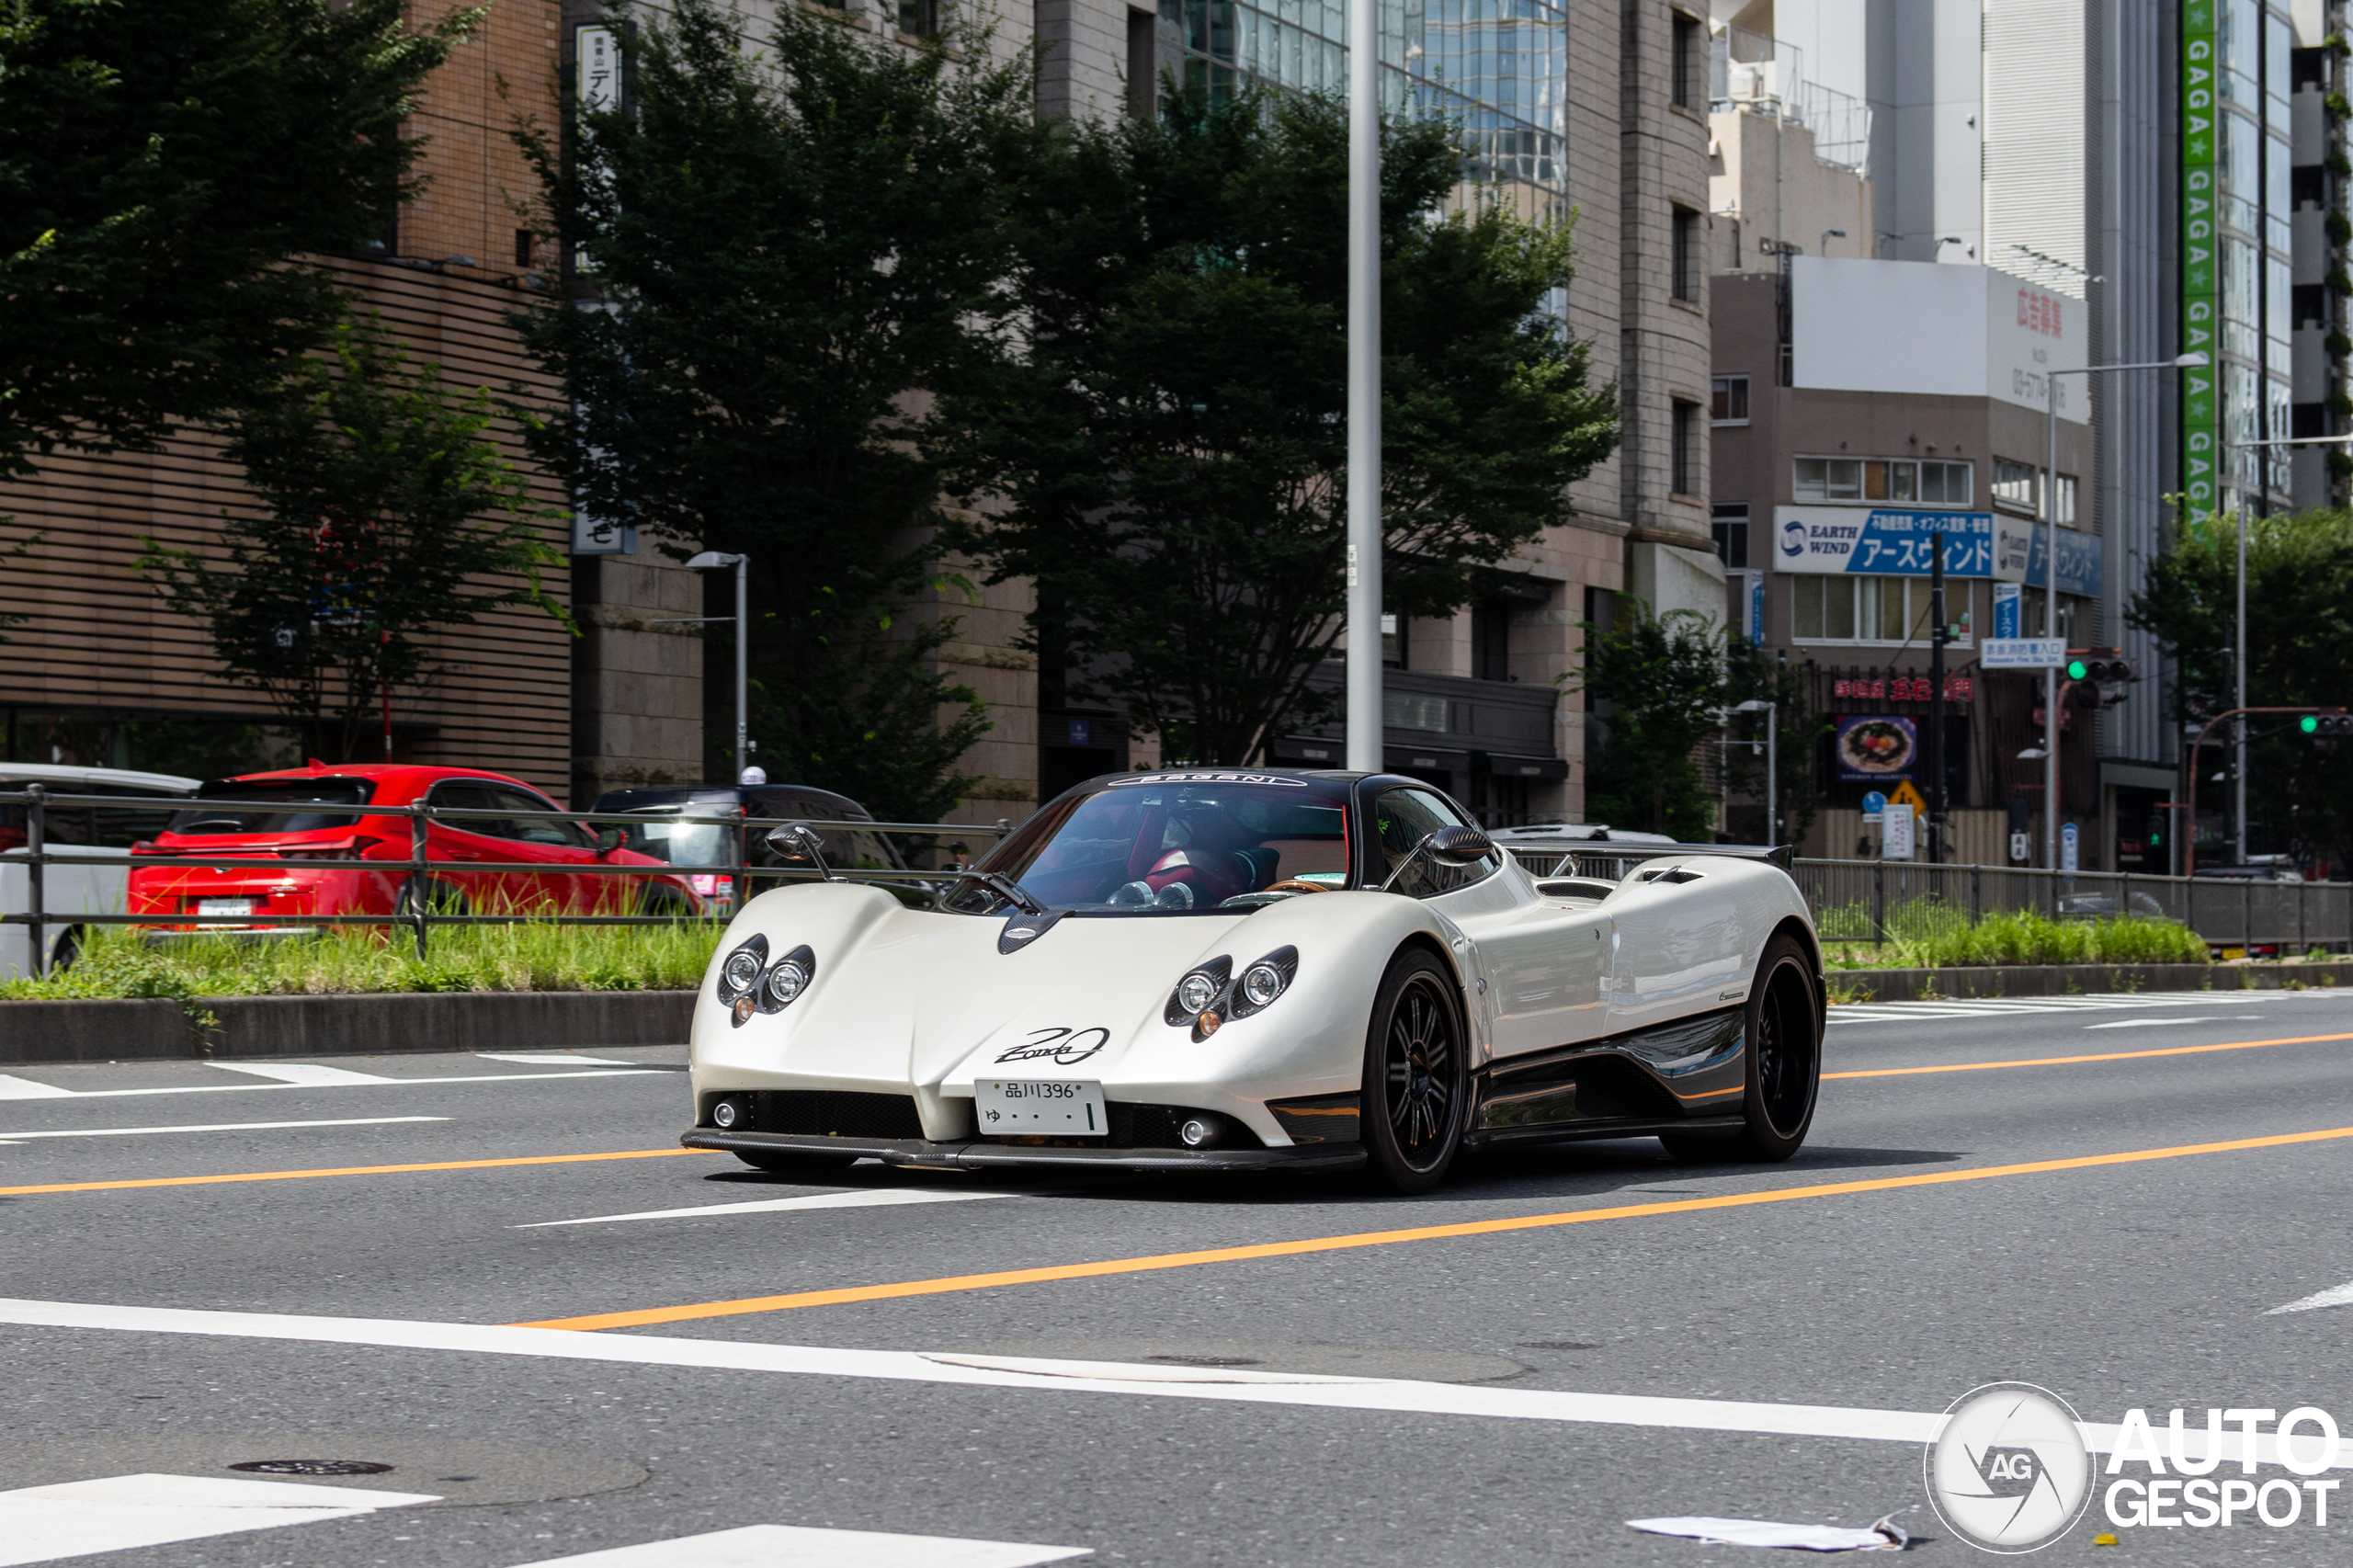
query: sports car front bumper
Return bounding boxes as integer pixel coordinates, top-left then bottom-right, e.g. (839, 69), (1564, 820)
(680, 1128), (1366, 1173)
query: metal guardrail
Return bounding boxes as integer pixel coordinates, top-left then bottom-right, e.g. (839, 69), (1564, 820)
(0, 786), (1011, 975)
(1786, 858), (2341, 953)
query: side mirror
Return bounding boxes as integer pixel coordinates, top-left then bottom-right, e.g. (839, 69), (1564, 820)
(765, 822), (833, 878)
(595, 827), (626, 856)
(1427, 824), (1495, 866)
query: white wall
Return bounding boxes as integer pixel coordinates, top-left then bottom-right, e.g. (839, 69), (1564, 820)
(1789, 257), (2087, 415)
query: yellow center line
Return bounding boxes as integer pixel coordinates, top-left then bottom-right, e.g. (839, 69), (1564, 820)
(1824, 1029), (2353, 1080)
(0, 1148), (716, 1198)
(515, 1123), (2353, 1331)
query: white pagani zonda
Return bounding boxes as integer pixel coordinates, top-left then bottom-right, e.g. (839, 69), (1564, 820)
(683, 770), (1824, 1193)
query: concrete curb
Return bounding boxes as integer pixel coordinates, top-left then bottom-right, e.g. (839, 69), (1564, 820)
(1824, 961), (2353, 1004)
(0, 991), (696, 1065)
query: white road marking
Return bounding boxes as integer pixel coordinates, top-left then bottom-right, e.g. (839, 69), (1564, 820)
(520, 1187), (1024, 1228)
(0, 1069), (666, 1103)
(0, 1116), (446, 1146)
(0, 1076), (74, 1102)
(2268, 1278), (2353, 1314)
(474, 1052), (641, 1066)
(0, 1471), (438, 1567)
(206, 1062), (400, 1085)
(1828, 992), (2293, 1024)
(3, 1297), (2347, 1469)
(2082, 1017), (2247, 1029)
(507, 1523), (1091, 1568)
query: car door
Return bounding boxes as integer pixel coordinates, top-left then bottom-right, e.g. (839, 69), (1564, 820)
(424, 782), (512, 911)
(1370, 787), (1609, 1060)
(483, 785), (597, 913)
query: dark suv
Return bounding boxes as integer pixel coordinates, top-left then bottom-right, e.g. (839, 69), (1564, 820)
(589, 784), (917, 915)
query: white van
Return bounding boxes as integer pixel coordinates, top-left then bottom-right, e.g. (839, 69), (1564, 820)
(1, 763), (200, 977)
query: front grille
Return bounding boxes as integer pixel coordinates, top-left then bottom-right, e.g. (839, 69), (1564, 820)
(729, 1090), (925, 1140)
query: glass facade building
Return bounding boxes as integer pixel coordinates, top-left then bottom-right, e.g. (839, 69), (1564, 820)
(1154, 0), (1569, 216)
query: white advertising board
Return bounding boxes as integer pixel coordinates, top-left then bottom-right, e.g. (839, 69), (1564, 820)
(1790, 258), (2087, 420)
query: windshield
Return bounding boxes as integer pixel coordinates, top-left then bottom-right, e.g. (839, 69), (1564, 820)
(167, 778), (376, 836)
(956, 773), (1352, 915)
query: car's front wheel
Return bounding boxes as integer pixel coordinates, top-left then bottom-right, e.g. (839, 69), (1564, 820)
(1663, 929), (1821, 1164)
(1359, 948), (1469, 1194)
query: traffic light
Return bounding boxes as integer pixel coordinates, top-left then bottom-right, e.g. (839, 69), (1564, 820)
(2143, 814), (2165, 849)
(2300, 712), (2353, 737)
(2065, 651), (2141, 683)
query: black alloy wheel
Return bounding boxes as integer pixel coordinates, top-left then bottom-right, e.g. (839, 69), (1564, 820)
(394, 878), (471, 919)
(49, 927), (84, 973)
(636, 884), (694, 919)
(1360, 949), (1469, 1193)
(1663, 929), (1821, 1164)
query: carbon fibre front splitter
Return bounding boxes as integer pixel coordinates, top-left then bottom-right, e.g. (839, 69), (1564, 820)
(679, 1128), (1366, 1173)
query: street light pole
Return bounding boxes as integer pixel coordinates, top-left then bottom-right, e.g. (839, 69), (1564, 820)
(681, 551), (750, 785)
(1733, 699), (1776, 846)
(2039, 353), (2206, 875)
(1342, 0), (1381, 773)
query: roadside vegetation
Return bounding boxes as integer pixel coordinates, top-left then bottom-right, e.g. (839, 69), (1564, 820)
(0, 923), (718, 1001)
(1817, 900), (2209, 971)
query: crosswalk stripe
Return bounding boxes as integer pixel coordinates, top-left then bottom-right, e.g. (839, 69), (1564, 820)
(474, 1052), (641, 1066)
(0, 1069), (668, 1103)
(206, 1062), (400, 1085)
(506, 1523), (1090, 1567)
(1828, 992), (2290, 1022)
(0, 1116), (446, 1145)
(0, 1076), (74, 1102)
(0, 1471), (438, 1567)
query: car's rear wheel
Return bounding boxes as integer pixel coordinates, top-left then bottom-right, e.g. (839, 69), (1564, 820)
(1662, 930), (1821, 1164)
(636, 884), (694, 919)
(733, 1150), (858, 1179)
(394, 878), (470, 919)
(1359, 949), (1469, 1194)
(49, 926), (84, 973)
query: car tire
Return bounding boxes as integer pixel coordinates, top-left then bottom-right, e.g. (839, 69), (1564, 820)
(49, 927), (84, 974)
(1359, 947), (1470, 1195)
(394, 878), (470, 919)
(636, 884), (693, 920)
(733, 1150), (858, 1178)
(1662, 930), (1821, 1165)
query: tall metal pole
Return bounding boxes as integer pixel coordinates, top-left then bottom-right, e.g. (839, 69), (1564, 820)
(1342, 0), (1382, 772)
(1765, 702), (1777, 849)
(2043, 370), (2060, 875)
(2235, 493), (2247, 864)
(1928, 531), (1946, 863)
(734, 556), (749, 785)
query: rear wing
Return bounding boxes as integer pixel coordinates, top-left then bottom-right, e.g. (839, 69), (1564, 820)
(1500, 841), (1792, 881)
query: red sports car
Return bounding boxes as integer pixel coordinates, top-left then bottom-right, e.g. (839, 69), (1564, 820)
(129, 762), (701, 933)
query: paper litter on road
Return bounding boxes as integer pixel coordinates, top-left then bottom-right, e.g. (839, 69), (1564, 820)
(1628, 1515), (1910, 1551)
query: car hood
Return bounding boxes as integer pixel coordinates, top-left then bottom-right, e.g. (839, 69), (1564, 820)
(696, 883), (1258, 1092)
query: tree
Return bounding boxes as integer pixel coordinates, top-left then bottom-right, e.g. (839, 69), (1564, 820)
(516, 0), (1034, 821)
(2130, 506), (2353, 868)
(1573, 604), (1727, 841)
(137, 316), (566, 762)
(0, 0), (476, 477)
(948, 87), (1620, 765)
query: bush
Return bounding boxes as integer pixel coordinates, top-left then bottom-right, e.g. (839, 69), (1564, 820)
(1820, 902), (2209, 970)
(0, 921), (721, 1000)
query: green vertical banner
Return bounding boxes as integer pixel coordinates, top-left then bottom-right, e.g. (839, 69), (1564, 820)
(2181, 0), (2220, 515)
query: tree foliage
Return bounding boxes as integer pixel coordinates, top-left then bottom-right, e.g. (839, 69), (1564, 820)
(138, 317), (565, 763)
(1574, 606), (1822, 843)
(2130, 507), (2353, 867)
(948, 87), (1620, 766)
(0, 0), (476, 476)
(516, 0), (1037, 820)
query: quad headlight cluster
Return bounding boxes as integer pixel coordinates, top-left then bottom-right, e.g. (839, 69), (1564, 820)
(715, 932), (817, 1028)
(1164, 946), (1297, 1041)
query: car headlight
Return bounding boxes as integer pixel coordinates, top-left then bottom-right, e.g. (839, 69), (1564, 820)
(1163, 955), (1233, 1028)
(754, 944), (818, 1016)
(1226, 946), (1298, 1019)
(717, 934), (769, 1001)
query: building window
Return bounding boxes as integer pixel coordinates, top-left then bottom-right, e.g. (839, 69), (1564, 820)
(1795, 456), (1972, 505)
(1711, 374), (1749, 425)
(1381, 612), (1404, 668)
(1712, 504), (1750, 568)
(1671, 399), (1701, 494)
(1791, 576), (1973, 646)
(898, 0), (938, 35)
(1471, 599), (1512, 681)
(2052, 473), (2077, 528)
(1992, 457), (2038, 513)
(1671, 207), (1699, 301)
(1671, 11), (1701, 108)
(1127, 7), (1156, 119)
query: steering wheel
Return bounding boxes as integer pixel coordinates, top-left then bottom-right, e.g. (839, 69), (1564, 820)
(1260, 880), (1330, 894)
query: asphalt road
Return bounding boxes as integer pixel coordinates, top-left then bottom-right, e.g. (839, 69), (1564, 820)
(4, 986), (2352, 1565)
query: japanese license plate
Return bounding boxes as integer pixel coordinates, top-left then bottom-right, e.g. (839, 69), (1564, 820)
(197, 898), (257, 916)
(974, 1078), (1107, 1137)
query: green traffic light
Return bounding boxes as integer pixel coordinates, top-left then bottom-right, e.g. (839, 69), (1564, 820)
(2303, 714), (2321, 733)
(2150, 832), (2162, 846)
(2066, 659), (2089, 681)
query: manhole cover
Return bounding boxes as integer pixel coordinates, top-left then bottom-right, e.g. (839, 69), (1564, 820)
(228, 1460), (395, 1476)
